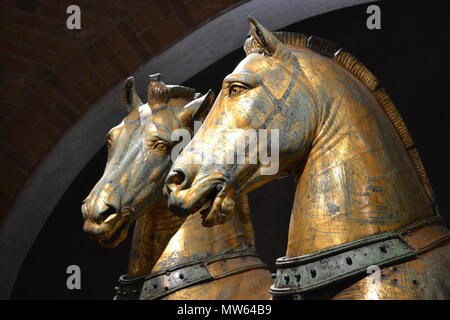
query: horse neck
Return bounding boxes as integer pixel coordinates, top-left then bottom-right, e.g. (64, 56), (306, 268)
(287, 62), (434, 257)
(152, 194), (256, 271)
(127, 204), (184, 277)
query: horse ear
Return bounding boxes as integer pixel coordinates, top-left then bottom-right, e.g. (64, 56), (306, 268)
(178, 89), (215, 125)
(247, 16), (289, 59)
(120, 77), (143, 113)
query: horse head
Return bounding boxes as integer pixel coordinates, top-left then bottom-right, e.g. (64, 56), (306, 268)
(82, 74), (214, 247)
(165, 17), (318, 226)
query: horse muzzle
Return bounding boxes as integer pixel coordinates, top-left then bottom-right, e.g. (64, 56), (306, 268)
(82, 200), (135, 248)
(165, 171), (236, 227)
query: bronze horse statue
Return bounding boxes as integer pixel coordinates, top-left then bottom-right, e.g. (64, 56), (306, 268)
(166, 18), (450, 299)
(81, 74), (272, 299)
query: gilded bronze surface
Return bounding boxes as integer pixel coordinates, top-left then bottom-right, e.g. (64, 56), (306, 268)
(81, 74), (272, 299)
(166, 18), (450, 299)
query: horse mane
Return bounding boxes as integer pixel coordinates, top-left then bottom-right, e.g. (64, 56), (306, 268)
(244, 32), (435, 204)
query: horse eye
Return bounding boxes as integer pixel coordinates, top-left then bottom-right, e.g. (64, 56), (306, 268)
(229, 84), (246, 97)
(154, 142), (169, 153)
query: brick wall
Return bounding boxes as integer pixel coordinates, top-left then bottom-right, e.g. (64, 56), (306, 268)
(0, 0), (245, 223)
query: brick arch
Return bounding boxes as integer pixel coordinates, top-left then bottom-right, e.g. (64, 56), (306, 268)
(0, 0), (370, 298)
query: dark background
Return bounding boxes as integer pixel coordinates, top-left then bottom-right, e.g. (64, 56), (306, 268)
(11, 1), (450, 299)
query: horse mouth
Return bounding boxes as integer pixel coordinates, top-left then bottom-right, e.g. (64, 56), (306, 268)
(199, 200), (212, 222)
(98, 209), (135, 248)
(99, 221), (129, 248)
(167, 175), (236, 227)
(194, 182), (236, 227)
(198, 185), (220, 224)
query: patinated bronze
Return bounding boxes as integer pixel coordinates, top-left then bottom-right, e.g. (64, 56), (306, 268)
(166, 17), (450, 299)
(81, 74), (272, 299)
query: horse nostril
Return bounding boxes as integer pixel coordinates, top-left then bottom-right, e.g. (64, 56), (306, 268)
(169, 169), (185, 185)
(97, 203), (117, 224)
(166, 169), (187, 192)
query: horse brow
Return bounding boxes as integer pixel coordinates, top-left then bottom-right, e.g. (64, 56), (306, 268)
(151, 133), (171, 143)
(149, 123), (173, 141)
(223, 72), (259, 85)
